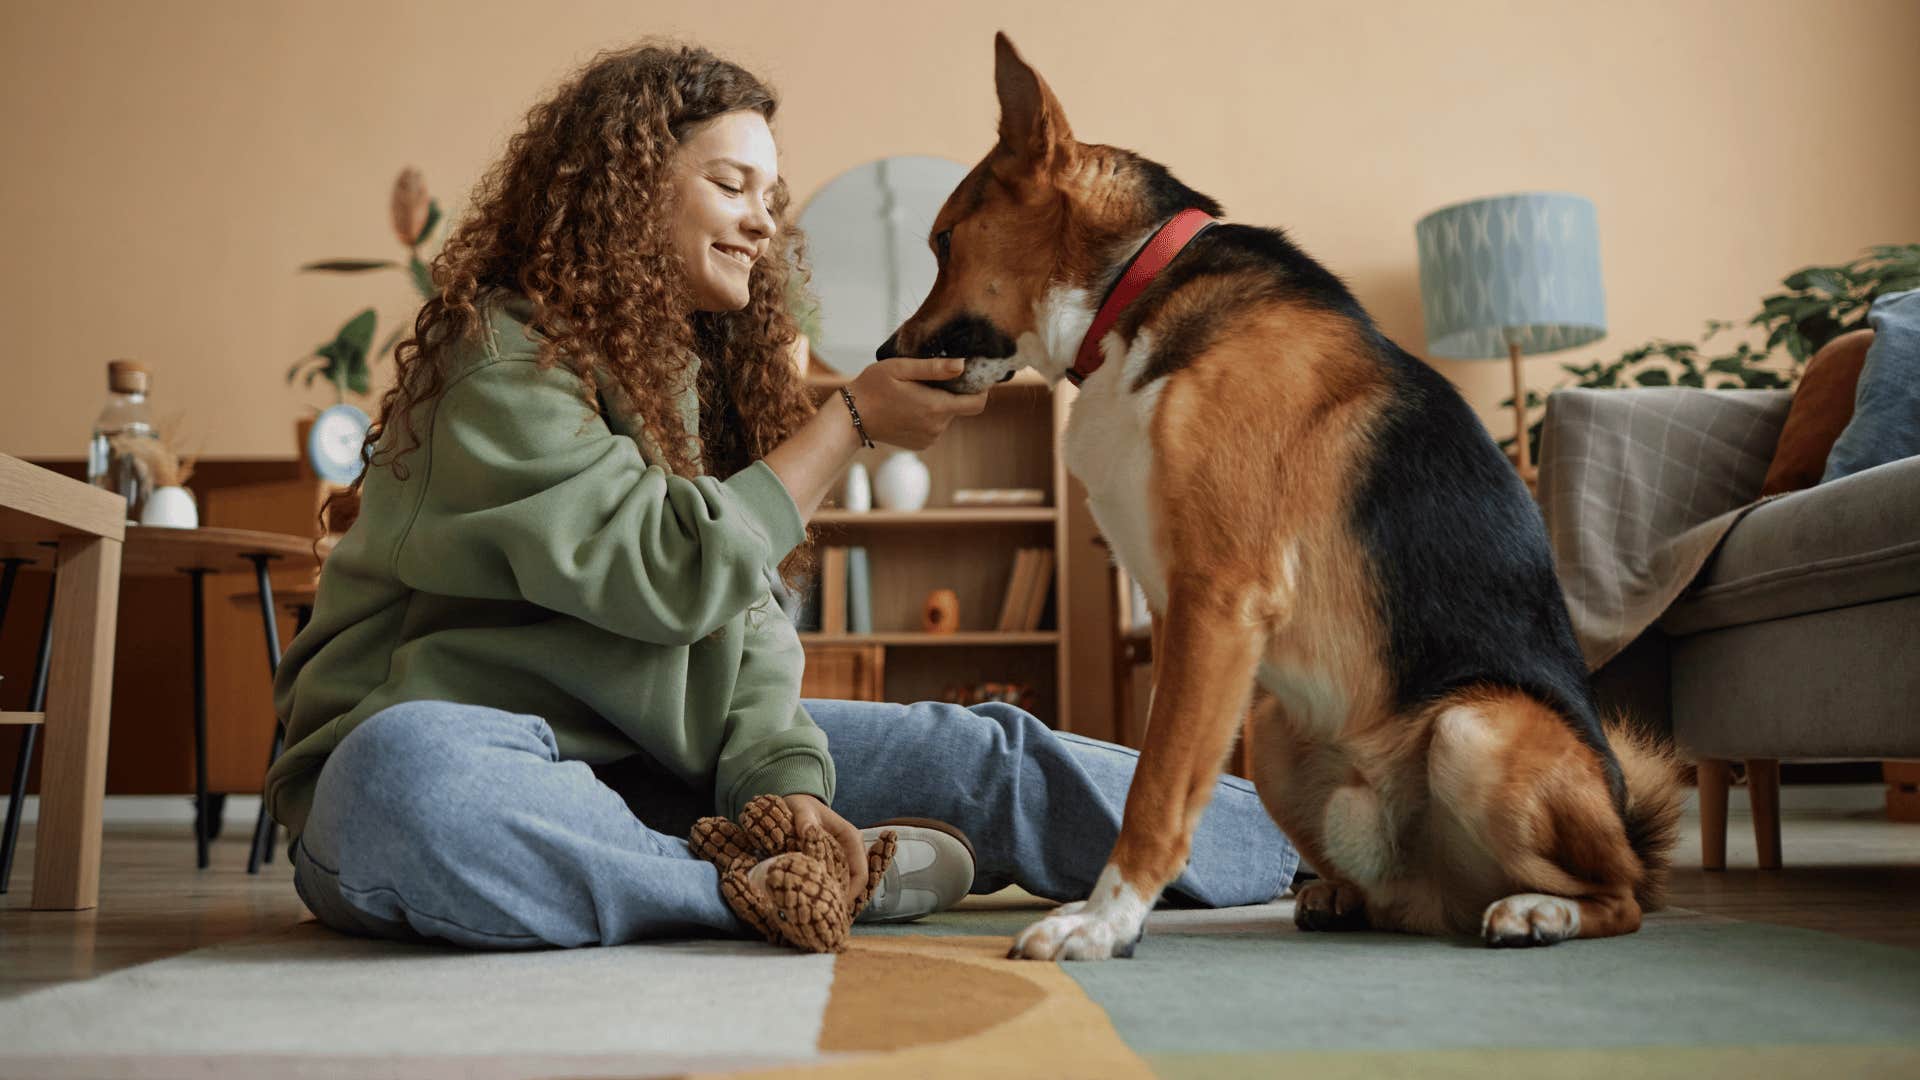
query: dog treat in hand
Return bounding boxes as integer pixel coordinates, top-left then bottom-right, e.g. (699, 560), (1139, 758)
(690, 794), (895, 953)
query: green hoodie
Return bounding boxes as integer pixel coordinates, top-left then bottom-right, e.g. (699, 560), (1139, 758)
(264, 294), (830, 845)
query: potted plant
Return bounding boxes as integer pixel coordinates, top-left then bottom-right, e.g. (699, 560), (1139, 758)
(1503, 243), (1920, 461)
(119, 414), (199, 528)
(288, 168), (444, 481)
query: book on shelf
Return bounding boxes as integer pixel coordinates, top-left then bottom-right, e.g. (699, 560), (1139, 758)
(1020, 547), (1054, 631)
(820, 546), (849, 634)
(996, 548), (1035, 632)
(846, 546), (872, 634)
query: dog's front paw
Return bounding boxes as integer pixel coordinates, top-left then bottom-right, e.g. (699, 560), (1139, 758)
(1008, 900), (1145, 962)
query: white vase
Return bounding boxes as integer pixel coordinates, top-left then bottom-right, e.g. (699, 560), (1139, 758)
(873, 450), (930, 511)
(842, 462), (872, 512)
(139, 485), (198, 529)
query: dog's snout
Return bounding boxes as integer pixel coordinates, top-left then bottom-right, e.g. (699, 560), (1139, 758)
(875, 333), (900, 361)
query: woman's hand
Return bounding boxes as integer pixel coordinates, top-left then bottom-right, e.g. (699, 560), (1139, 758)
(846, 357), (991, 451)
(764, 356), (992, 521)
(782, 793), (868, 908)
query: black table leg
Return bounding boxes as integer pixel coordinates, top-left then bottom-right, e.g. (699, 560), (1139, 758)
(244, 554), (283, 875)
(1, 568), (58, 894)
(0, 559), (25, 874)
(188, 568), (210, 870)
(0, 557), (25, 630)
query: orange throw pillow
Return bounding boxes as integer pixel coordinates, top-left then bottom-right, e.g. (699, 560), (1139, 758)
(1759, 329), (1875, 496)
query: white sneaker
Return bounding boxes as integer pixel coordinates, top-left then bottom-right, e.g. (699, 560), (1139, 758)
(855, 817), (976, 924)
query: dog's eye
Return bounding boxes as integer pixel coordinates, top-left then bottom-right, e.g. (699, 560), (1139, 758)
(933, 229), (952, 262)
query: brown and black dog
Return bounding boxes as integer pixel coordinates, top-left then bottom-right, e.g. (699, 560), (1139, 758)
(878, 34), (1682, 959)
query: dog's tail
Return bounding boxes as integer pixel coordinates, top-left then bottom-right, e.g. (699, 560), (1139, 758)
(1603, 715), (1684, 912)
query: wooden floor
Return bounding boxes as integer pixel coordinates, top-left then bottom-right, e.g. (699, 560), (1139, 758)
(2, 797), (1917, 999)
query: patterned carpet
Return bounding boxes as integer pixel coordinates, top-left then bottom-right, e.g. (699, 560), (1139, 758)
(1, 891), (1916, 1079)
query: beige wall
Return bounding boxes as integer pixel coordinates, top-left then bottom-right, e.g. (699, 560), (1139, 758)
(5, 0), (1918, 460)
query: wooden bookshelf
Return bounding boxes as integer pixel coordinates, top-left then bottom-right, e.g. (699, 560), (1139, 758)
(804, 368), (1052, 390)
(800, 364), (1111, 734)
(812, 508), (1057, 526)
(800, 632), (1061, 646)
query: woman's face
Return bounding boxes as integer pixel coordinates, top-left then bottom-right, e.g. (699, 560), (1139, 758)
(669, 109), (780, 313)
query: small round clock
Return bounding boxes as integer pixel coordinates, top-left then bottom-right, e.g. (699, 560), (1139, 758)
(308, 403), (371, 485)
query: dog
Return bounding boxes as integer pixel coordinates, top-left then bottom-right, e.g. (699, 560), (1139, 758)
(877, 33), (1682, 959)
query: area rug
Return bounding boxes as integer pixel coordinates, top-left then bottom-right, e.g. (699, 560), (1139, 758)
(1, 895), (1916, 1079)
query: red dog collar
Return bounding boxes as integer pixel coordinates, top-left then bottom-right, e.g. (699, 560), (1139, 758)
(1068, 208), (1217, 385)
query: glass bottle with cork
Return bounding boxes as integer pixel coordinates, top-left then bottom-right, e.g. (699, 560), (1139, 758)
(86, 359), (161, 522)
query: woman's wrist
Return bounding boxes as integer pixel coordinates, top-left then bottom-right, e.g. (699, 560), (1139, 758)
(838, 387), (876, 449)
(763, 395), (865, 521)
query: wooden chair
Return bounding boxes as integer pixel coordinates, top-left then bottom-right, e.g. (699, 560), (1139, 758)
(0, 454), (124, 910)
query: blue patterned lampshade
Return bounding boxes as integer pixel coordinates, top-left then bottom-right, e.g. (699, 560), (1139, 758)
(1416, 193), (1606, 360)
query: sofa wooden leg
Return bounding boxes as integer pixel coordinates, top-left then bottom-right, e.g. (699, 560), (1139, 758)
(1697, 759), (1730, 871)
(1746, 759), (1782, 870)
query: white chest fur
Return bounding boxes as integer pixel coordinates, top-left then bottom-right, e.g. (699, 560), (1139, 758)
(1062, 330), (1172, 617)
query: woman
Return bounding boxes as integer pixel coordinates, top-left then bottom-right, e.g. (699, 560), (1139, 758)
(266, 41), (1297, 949)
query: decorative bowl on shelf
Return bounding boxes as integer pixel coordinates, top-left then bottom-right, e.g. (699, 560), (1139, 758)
(951, 488), (1046, 507)
(139, 485), (199, 529)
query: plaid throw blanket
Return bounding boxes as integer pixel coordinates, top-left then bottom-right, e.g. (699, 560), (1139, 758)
(1536, 388), (1792, 670)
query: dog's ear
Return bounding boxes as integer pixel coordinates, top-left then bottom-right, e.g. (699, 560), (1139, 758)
(993, 32), (1074, 183)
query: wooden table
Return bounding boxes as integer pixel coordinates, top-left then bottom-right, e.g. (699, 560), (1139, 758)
(0, 454), (124, 911)
(2, 525), (322, 887)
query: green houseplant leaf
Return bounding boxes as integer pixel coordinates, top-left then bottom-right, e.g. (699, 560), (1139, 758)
(310, 308), (378, 402)
(1524, 243), (1917, 439)
(409, 255), (436, 299)
(415, 199), (442, 246)
(301, 259), (400, 273)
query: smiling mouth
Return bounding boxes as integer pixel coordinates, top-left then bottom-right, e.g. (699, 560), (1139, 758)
(712, 244), (755, 269)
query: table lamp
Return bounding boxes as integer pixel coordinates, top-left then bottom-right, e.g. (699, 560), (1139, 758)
(1416, 192), (1606, 485)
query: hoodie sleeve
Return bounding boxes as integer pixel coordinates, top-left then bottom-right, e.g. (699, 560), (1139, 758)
(396, 359), (807, 647)
(712, 588), (835, 817)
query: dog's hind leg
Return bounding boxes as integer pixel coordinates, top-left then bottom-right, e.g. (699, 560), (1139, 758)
(1481, 888), (1641, 947)
(1293, 879), (1371, 931)
(1009, 574), (1269, 961)
(1424, 688), (1656, 947)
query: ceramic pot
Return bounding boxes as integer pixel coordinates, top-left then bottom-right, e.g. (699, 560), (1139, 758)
(139, 485), (198, 529)
(873, 450), (930, 511)
(842, 462), (872, 512)
(922, 589), (960, 634)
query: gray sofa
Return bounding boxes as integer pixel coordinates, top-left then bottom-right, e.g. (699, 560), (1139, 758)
(1538, 387), (1920, 870)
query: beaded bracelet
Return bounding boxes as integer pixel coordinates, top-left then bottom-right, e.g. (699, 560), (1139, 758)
(838, 387), (876, 449)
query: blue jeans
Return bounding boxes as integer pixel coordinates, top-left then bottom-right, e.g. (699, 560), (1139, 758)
(291, 698), (1298, 949)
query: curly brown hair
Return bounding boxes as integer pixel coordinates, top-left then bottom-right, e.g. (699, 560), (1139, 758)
(326, 41), (819, 585)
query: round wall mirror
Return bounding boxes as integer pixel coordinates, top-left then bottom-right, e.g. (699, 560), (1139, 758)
(796, 155), (970, 375)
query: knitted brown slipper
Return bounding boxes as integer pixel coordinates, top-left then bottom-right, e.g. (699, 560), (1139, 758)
(850, 830), (896, 921)
(734, 795), (895, 910)
(692, 816), (783, 943)
(752, 850), (855, 952)
(688, 816), (758, 874)
(709, 835), (857, 952)
(691, 795), (898, 953)
(735, 795), (823, 862)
